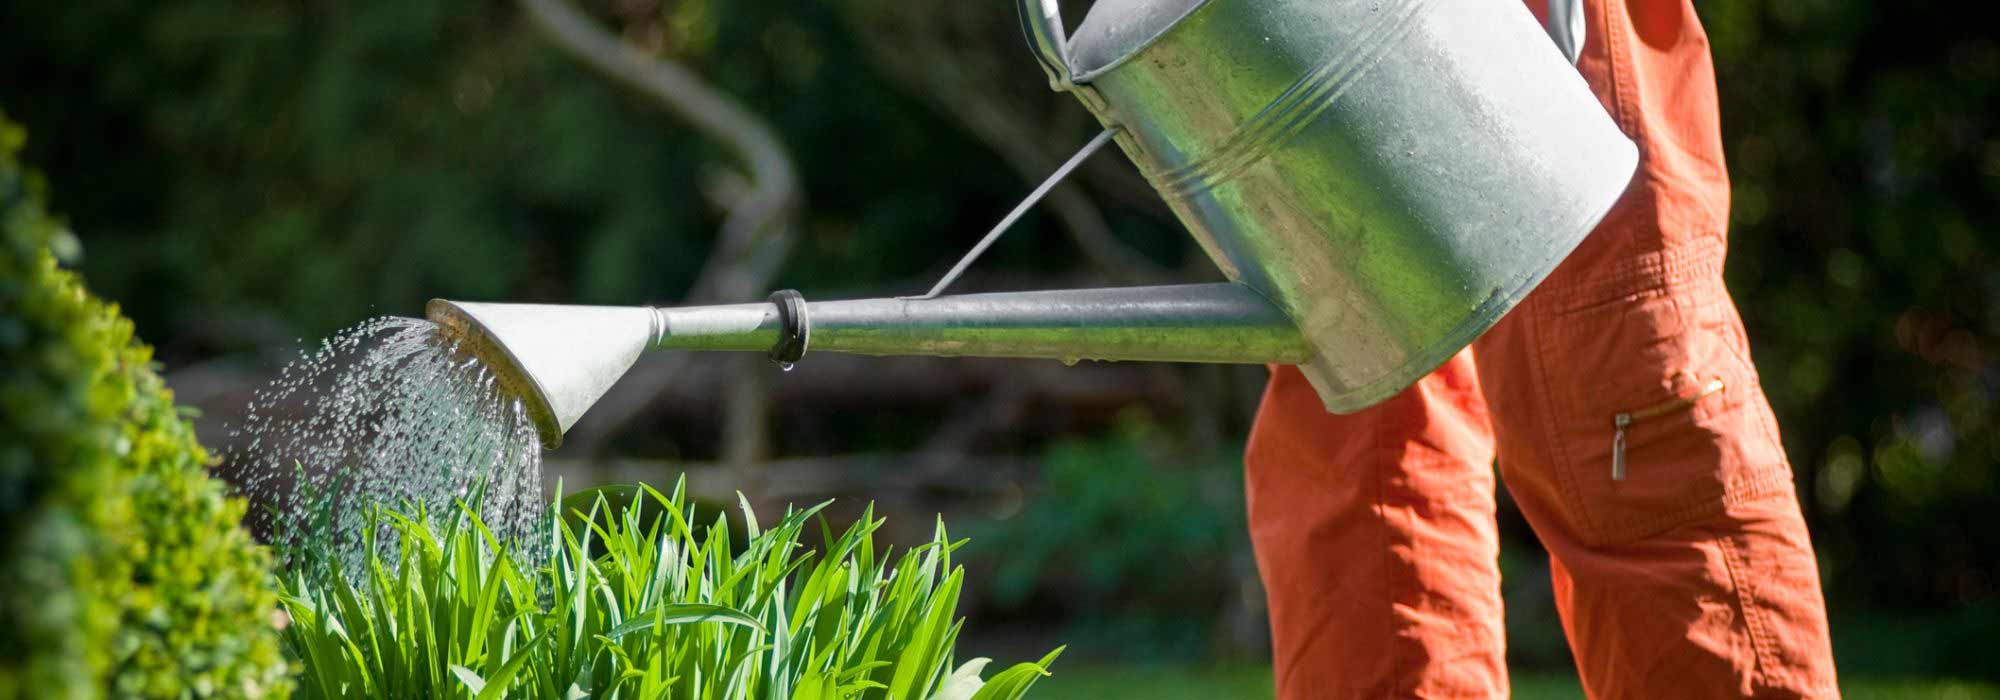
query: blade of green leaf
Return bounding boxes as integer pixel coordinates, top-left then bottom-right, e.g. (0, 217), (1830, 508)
(603, 602), (767, 639)
(967, 647), (1064, 700)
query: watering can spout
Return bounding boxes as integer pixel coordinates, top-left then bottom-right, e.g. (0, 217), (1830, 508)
(430, 283), (1307, 450)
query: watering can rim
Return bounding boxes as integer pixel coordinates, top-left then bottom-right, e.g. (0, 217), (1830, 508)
(1067, 0), (1216, 82)
(1022, 0), (1217, 86)
(426, 298), (567, 450)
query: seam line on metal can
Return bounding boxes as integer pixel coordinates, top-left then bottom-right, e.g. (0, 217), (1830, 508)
(1152, 0), (1432, 196)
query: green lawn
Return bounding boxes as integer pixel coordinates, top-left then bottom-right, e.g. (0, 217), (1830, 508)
(1030, 666), (2000, 699)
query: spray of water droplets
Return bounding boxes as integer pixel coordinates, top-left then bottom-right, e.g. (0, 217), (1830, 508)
(229, 316), (545, 572)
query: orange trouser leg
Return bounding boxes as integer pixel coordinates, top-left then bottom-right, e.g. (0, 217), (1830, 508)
(1466, 0), (1839, 694)
(1248, 258), (1841, 700)
(1248, 0), (1838, 696)
(1245, 353), (1505, 699)
(1468, 244), (1841, 699)
(1248, 258), (1842, 699)
(1466, 201), (1841, 698)
(1538, 492), (1839, 697)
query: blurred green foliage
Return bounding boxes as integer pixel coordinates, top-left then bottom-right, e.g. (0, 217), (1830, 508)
(0, 0), (1041, 350)
(971, 417), (1253, 662)
(0, 114), (289, 698)
(1703, 2), (1998, 614)
(0, 0), (1993, 672)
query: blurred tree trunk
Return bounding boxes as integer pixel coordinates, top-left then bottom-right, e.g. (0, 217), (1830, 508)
(518, 0), (797, 473)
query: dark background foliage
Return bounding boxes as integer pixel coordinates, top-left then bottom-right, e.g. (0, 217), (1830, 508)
(2, 0), (1992, 682)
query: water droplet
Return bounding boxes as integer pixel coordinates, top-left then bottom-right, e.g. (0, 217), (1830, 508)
(778, 361), (795, 372)
(226, 316), (547, 576)
(1060, 357), (1080, 367)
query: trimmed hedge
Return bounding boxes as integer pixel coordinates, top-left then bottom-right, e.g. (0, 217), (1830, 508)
(0, 113), (290, 698)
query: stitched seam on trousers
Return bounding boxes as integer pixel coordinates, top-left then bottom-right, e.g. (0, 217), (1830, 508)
(1597, 499), (1722, 546)
(1593, 469), (1789, 544)
(1725, 469), (1792, 509)
(1526, 293), (1599, 539)
(1718, 318), (1760, 397)
(1600, 0), (1637, 133)
(1718, 533), (1791, 692)
(1544, 235), (1726, 314)
(1747, 378), (1796, 481)
(1548, 242), (1722, 310)
(1601, 448), (1793, 539)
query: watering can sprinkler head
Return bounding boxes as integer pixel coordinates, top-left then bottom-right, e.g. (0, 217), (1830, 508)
(427, 299), (662, 450)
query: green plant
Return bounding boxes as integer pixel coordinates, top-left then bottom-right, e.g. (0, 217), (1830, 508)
(973, 417), (1256, 662)
(0, 112), (290, 698)
(279, 479), (1062, 699)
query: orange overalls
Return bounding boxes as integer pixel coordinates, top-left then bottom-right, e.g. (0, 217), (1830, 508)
(1243, 0), (1841, 698)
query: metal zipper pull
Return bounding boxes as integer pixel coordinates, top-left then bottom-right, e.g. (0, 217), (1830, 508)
(1609, 377), (1725, 482)
(1612, 413), (1632, 480)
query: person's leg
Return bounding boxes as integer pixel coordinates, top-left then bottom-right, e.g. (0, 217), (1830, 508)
(1245, 352), (1505, 699)
(1471, 1), (1838, 694)
(1545, 490), (1838, 697)
(1475, 263), (1839, 698)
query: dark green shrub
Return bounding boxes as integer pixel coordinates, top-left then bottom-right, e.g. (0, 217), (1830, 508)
(0, 113), (290, 699)
(972, 416), (1258, 662)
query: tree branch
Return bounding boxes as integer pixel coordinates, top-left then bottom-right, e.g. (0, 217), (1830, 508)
(835, 0), (1171, 285)
(519, 0), (800, 458)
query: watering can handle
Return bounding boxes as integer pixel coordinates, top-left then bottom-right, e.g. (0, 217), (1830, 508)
(1544, 0), (1585, 65)
(1018, 0), (1076, 90)
(904, 128), (1118, 300)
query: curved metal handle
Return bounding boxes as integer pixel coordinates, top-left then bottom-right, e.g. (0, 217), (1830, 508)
(1016, 0), (1075, 91)
(1544, 0), (1585, 65)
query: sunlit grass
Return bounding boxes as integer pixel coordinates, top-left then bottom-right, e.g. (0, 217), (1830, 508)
(277, 479), (1061, 699)
(1027, 666), (2000, 700)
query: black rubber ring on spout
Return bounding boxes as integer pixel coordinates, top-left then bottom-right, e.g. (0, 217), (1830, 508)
(767, 289), (810, 365)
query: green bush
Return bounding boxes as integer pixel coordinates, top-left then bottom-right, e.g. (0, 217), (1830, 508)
(280, 481), (1061, 700)
(0, 113), (290, 698)
(972, 417), (1256, 662)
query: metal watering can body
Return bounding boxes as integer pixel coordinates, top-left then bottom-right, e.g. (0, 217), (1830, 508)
(1023, 0), (1638, 410)
(432, 0), (1637, 449)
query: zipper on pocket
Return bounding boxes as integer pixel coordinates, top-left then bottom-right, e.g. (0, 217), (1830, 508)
(1611, 377), (1726, 481)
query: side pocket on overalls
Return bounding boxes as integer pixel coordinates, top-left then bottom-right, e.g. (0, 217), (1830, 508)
(1611, 373), (1725, 481)
(1541, 253), (1788, 545)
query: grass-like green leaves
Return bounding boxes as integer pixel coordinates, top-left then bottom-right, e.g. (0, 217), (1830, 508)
(278, 478), (1061, 699)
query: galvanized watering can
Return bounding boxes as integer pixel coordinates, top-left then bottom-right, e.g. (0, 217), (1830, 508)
(432, 0), (1638, 449)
